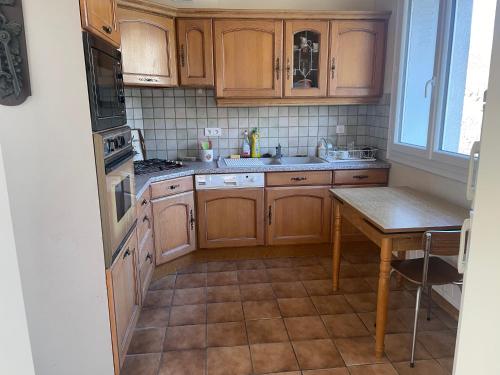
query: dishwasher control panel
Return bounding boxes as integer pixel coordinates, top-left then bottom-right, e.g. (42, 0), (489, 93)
(195, 173), (265, 190)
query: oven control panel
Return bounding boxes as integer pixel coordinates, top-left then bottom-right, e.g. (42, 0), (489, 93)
(100, 126), (133, 158)
(195, 173), (265, 190)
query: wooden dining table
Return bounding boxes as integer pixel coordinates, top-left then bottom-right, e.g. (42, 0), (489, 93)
(330, 186), (468, 358)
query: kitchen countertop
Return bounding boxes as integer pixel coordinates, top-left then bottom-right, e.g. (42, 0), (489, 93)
(135, 159), (391, 198)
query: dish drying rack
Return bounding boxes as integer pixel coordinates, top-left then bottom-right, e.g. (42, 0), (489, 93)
(321, 147), (378, 162)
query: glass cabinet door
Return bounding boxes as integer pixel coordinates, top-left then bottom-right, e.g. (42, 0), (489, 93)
(284, 21), (329, 97)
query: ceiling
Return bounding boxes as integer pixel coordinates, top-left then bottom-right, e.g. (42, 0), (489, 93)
(152, 0), (378, 11)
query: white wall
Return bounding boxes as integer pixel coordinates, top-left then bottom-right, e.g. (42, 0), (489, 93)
(156, 0), (377, 10)
(0, 0), (114, 374)
(454, 5), (500, 372)
(0, 146), (35, 375)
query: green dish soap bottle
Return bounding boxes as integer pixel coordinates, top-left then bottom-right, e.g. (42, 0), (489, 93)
(251, 128), (261, 158)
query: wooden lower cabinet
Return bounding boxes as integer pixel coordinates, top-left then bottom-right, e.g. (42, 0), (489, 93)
(106, 228), (140, 373)
(152, 191), (196, 264)
(197, 188), (265, 248)
(266, 186), (332, 245)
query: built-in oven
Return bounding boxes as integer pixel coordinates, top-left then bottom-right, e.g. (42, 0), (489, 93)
(83, 31), (126, 132)
(94, 126), (136, 267)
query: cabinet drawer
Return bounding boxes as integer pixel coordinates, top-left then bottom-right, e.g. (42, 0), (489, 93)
(150, 176), (193, 199)
(333, 169), (388, 185)
(138, 230), (154, 268)
(137, 203), (153, 244)
(266, 171), (332, 186)
(137, 187), (152, 218)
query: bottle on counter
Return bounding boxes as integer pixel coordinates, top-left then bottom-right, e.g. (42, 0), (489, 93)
(251, 128), (261, 158)
(241, 129), (251, 158)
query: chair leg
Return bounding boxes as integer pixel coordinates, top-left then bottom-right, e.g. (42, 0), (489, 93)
(427, 285), (432, 321)
(410, 286), (422, 368)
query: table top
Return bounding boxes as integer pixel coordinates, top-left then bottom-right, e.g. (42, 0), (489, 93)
(330, 186), (468, 233)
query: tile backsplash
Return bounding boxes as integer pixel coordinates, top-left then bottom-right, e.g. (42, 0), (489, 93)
(125, 87), (389, 160)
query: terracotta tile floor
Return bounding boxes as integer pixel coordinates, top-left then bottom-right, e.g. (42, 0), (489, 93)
(123, 249), (457, 375)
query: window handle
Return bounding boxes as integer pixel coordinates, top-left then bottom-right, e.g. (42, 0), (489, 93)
(424, 77), (435, 98)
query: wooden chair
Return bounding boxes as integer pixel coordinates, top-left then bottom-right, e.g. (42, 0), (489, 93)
(390, 230), (463, 367)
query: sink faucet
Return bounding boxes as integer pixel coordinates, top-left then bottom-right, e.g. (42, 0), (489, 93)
(275, 143), (283, 159)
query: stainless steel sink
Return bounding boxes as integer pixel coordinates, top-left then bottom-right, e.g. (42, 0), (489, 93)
(260, 156), (327, 166)
(221, 156), (327, 168)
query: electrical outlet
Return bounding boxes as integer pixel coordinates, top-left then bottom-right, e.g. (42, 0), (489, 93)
(336, 125), (346, 134)
(204, 128), (222, 137)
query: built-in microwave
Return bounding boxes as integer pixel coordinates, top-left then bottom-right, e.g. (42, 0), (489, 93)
(83, 32), (126, 132)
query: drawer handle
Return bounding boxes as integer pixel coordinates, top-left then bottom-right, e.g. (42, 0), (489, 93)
(141, 199), (148, 206)
(146, 253), (153, 264)
(189, 209), (195, 230)
(102, 25), (112, 34)
(138, 77), (159, 83)
(123, 248), (131, 259)
(168, 184), (181, 190)
(353, 175), (369, 180)
(143, 215), (151, 228)
(291, 177), (307, 181)
(268, 205), (272, 226)
(180, 44), (185, 67)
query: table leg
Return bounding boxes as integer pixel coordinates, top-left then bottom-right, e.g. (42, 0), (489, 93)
(332, 200), (342, 291)
(375, 237), (393, 358)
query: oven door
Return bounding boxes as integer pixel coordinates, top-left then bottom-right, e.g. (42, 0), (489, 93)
(101, 151), (136, 265)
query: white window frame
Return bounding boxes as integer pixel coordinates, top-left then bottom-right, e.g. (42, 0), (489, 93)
(387, 0), (475, 183)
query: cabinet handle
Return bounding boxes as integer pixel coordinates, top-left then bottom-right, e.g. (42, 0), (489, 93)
(143, 215), (151, 228)
(123, 248), (131, 259)
(189, 209), (195, 230)
(138, 77), (160, 83)
(268, 205), (272, 226)
(146, 253), (153, 264)
(291, 176), (307, 181)
(286, 58), (291, 80)
(275, 57), (280, 80)
(331, 57), (336, 79)
(180, 44), (185, 67)
(102, 25), (113, 34)
(141, 199), (148, 206)
(353, 175), (369, 180)
(168, 184), (181, 190)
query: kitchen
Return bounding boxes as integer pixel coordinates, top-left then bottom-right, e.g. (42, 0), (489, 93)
(1, 1), (499, 375)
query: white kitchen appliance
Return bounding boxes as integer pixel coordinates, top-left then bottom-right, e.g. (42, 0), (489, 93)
(195, 173), (265, 190)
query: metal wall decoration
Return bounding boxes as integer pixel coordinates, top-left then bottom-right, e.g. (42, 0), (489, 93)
(0, 0), (30, 106)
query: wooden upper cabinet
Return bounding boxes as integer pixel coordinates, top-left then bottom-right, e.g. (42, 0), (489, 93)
(284, 20), (329, 97)
(117, 7), (178, 87)
(328, 20), (386, 97)
(214, 19), (283, 98)
(177, 19), (214, 87)
(152, 191), (196, 265)
(80, 0), (120, 47)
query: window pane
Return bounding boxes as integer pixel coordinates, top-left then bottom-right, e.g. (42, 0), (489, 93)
(399, 0), (440, 148)
(441, 0), (497, 155)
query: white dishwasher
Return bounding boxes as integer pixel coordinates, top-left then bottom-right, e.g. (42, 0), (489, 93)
(194, 173), (265, 248)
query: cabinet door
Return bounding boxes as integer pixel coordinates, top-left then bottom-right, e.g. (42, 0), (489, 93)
(117, 7), (178, 87)
(80, 0), (120, 47)
(177, 19), (214, 86)
(197, 189), (265, 248)
(152, 191), (196, 264)
(266, 186), (331, 245)
(328, 20), (386, 97)
(214, 19), (283, 98)
(107, 229), (140, 369)
(284, 20), (329, 97)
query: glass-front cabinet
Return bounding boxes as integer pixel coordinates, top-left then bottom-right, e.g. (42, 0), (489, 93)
(284, 21), (329, 97)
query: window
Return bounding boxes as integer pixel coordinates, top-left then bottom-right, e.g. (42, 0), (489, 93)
(390, 0), (497, 179)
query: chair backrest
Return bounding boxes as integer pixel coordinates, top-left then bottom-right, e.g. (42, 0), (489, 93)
(422, 230), (461, 257)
